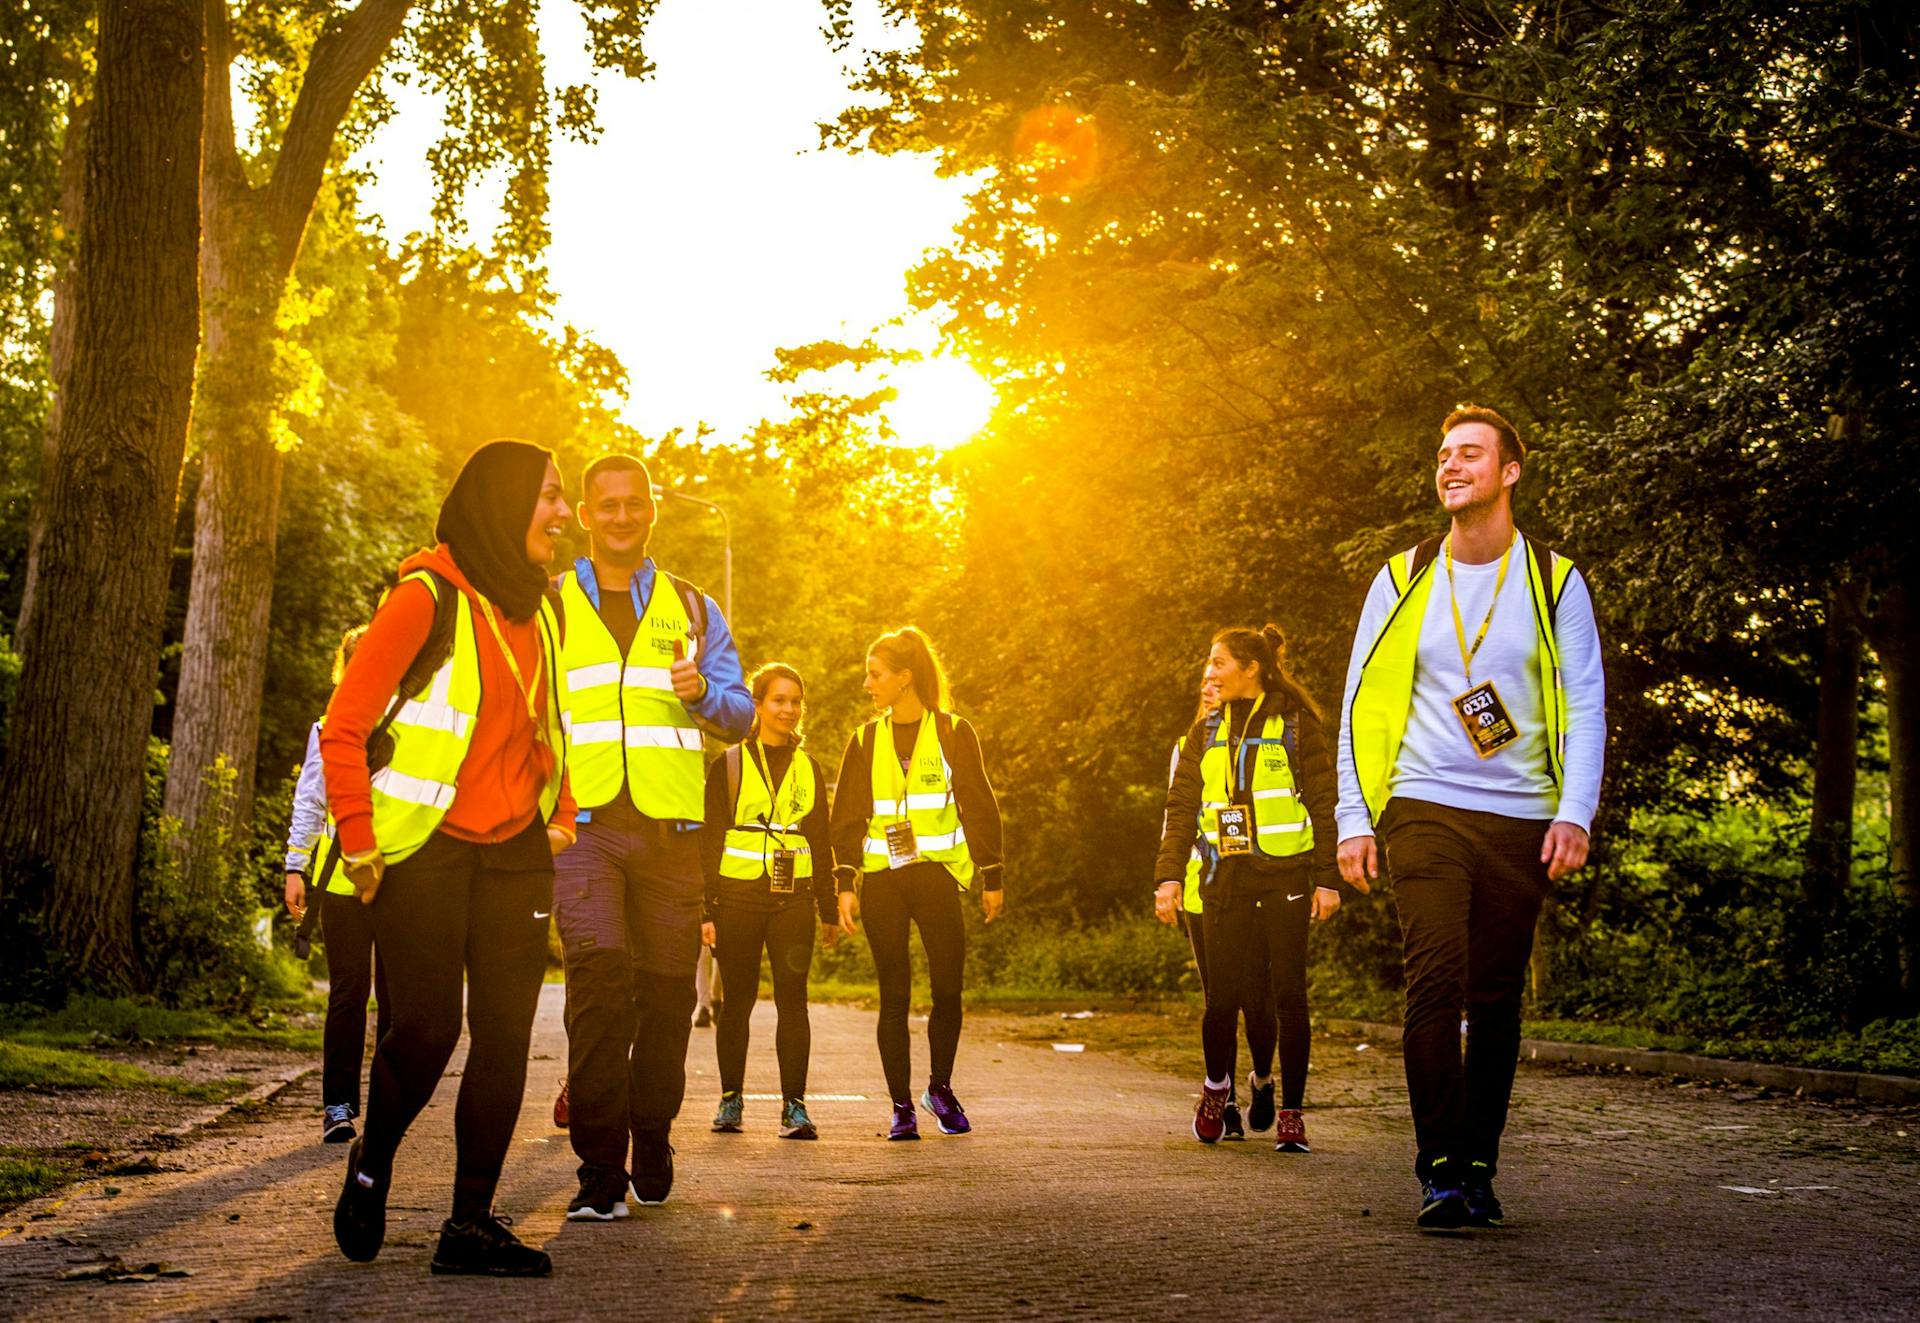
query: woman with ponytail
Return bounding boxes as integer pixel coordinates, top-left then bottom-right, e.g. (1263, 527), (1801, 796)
(700, 662), (839, 1140)
(1154, 624), (1340, 1153)
(322, 440), (575, 1277)
(830, 627), (1005, 1140)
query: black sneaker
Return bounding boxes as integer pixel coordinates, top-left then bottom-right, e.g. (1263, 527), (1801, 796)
(565, 1167), (629, 1222)
(1417, 1158), (1469, 1230)
(332, 1138), (387, 1262)
(1221, 1101), (1246, 1141)
(630, 1129), (674, 1205)
(322, 1103), (356, 1144)
(1464, 1161), (1504, 1227)
(430, 1213), (552, 1277)
(1246, 1074), (1276, 1133)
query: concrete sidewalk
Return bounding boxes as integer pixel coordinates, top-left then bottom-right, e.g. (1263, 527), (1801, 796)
(2, 983), (1916, 1319)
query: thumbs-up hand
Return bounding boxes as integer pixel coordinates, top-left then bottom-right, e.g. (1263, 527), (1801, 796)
(669, 638), (705, 701)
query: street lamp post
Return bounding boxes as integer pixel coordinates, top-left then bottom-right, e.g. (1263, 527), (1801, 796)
(654, 486), (732, 623)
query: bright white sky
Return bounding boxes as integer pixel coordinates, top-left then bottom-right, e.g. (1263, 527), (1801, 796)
(354, 0), (975, 443)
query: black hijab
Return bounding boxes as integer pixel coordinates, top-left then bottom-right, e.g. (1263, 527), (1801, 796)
(436, 439), (555, 622)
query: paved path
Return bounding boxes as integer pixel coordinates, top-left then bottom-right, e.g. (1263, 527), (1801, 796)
(2, 986), (1917, 1319)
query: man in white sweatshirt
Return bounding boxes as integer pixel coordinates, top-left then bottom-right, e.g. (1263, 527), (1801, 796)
(1335, 404), (1606, 1231)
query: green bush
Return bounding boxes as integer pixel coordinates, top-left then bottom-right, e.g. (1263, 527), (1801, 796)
(134, 742), (305, 1012)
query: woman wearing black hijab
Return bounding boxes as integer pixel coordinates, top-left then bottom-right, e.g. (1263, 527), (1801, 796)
(322, 440), (577, 1277)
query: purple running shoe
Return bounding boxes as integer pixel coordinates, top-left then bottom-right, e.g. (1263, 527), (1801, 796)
(888, 1102), (920, 1141)
(921, 1083), (972, 1135)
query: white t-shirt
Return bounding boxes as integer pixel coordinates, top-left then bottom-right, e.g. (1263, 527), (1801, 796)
(1335, 533), (1606, 838)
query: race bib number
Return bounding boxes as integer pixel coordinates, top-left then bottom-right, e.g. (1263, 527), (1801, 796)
(1216, 807), (1253, 857)
(1452, 680), (1520, 759)
(770, 849), (797, 894)
(884, 820), (920, 870)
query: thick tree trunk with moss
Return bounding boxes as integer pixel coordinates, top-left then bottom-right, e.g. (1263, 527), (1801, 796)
(163, 211), (289, 852)
(0, 0), (204, 989)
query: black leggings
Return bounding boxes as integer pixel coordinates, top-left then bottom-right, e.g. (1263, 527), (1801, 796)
(862, 862), (966, 1105)
(320, 888), (390, 1112)
(712, 900), (817, 1099)
(1201, 887), (1310, 1108)
(1182, 906), (1275, 1084)
(358, 824), (552, 1221)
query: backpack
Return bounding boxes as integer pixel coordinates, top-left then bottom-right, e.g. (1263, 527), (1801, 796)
(365, 568), (459, 776)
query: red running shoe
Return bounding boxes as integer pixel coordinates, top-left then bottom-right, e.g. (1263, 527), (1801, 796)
(1274, 1108), (1310, 1153)
(1193, 1081), (1230, 1143)
(553, 1075), (570, 1130)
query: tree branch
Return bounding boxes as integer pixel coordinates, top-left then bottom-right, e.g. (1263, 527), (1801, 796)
(201, 0), (245, 191)
(262, 0), (416, 261)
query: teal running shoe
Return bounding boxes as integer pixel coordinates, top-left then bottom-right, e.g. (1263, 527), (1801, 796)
(712, 1091), (744, 1134)
(779, 1097), (817, 1140)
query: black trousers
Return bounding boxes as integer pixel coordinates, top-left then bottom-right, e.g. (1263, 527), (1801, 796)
(1382, 797), (1553, 1180)
(862, 862), (966, 1105)
(555, 818), (703, 1178)
(712, 898), (817, 1099)
(1200, 884), (1310, 1107)
(1182, 905), (1276, 1086)
(320, 888), (390, 1112)
(357, 823), (552, 1219)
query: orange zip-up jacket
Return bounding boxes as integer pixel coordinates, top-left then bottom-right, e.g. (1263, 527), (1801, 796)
(322, 545), (577, 859)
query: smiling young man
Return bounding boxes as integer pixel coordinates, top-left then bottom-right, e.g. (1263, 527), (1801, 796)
(1334, 405), (1606, 1231)
(551, 455), (752, 1222)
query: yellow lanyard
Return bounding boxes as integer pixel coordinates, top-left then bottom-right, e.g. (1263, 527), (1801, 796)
(480, 601), (545, 723)
(1445, 532), (1515, 685)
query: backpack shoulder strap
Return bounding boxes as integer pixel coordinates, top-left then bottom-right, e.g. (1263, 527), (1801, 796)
(1525, 536), (1562, 633)
(661, 570), (709, 651)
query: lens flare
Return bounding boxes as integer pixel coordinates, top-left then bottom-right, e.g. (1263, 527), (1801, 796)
(883, 357), (997, 452)
(1013, 106), (1102, 194)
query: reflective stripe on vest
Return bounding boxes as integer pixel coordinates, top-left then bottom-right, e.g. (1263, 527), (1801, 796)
(719, 746), (818, 881)
(1347, 536), (1574, 822)
(558, 570), (705, 818)
(860, 716), (976, 890)
(1199, 707), (1313, 859)
(366, 572), (566, 865)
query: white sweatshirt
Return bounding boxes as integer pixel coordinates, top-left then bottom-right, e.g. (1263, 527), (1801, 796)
(1334, 534), (1606, 839)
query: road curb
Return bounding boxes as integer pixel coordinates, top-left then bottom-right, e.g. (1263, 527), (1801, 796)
(1322, 1019), (1920, 1105)
(157, 1064), (315, 1142)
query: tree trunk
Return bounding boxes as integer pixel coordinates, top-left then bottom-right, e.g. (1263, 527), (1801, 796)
(161, 0), (416, 853)
(15, 90), (92, 646)
(1804, 586), (1861, 907)
(162, 180), (289, 861)
(0, 0), (204, 988)
(1864, 579), (1919, 1005)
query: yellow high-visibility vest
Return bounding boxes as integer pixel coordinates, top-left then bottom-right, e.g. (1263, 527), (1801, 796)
(1200, 705), (1313, 860)
(365, 571), (565, 864)
(557, 569), (704, 819)
(1347, 536), (1576, 821)
(859, 715), (976, 890)
(719, 744), (817, 882)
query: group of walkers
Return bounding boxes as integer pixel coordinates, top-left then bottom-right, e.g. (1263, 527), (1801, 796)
(280, 398), (1605, 1276)
(1148, 403), (1605, 1230)
(282, 443), (1004, 1277)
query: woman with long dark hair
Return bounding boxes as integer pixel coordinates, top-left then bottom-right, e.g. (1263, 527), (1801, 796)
(1153, 673), (1279, 1141)
(1155, 624), (1340, 1153)
(701, 662), (839, 1140)
(830, 627), (1005, 1141)
(323, 439), (575, 1277)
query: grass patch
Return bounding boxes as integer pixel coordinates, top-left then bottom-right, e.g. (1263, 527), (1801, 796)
(0, 1041), (253, 1100)
(0, 1156), (67, 1206)
(0, 994), (320, 1052)
(1522, 1017), (1920, 1077)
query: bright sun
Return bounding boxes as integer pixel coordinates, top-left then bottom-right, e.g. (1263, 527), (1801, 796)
(882, 357), (997, 452)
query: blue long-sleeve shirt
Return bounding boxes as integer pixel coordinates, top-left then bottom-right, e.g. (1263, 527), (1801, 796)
(284, 722), (328, 872)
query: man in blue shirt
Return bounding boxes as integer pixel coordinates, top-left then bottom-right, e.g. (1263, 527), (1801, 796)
(552, 455), (752, 1222)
